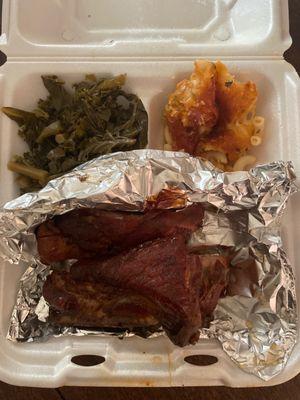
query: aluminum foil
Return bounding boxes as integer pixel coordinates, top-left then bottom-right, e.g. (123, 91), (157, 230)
(0, 150), (297, 381)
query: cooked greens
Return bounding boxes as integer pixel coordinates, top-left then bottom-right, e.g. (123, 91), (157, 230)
(3, 74), (148, 193)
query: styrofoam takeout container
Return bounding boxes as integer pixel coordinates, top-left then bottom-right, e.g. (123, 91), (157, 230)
(0, 0), (299, 388)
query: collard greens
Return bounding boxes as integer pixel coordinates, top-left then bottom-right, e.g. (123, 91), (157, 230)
(3, 74), (148, 192)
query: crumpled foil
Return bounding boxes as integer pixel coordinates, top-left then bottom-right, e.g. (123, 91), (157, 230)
(0, 150), (297, 381)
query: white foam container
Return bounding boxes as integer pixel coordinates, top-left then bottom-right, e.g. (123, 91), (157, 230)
(0, 0), (299, 388)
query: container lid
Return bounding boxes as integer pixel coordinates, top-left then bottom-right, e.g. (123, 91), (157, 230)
(0, 0), (291, 58)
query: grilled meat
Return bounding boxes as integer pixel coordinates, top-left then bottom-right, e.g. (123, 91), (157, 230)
(43, 271), (159, 329)
(70, 236), (229, 346)
(44, 237), (229, 346)
(39, 196), (229, 347)
(37, 203), (204, 264)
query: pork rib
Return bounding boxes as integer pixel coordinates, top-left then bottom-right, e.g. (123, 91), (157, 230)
(37, 203), (204, 264)
(69, 235), (203, 346)
(44, 239), (229, 346)
(43, 271), (159, 329)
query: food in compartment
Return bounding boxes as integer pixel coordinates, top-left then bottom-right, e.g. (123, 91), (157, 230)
(36, 190), (230, 347)
(44, 235), (229, 347)
(164, 60), (264, 171)
(43, 270), (161, 331)
(2, 74), (148, 192)
(37, 202), (204, 263)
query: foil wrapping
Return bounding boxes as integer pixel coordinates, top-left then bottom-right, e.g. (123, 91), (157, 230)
(0, 150), (297, 381)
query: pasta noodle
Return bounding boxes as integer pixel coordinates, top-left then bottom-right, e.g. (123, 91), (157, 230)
(164, 143), (173, 151)
(164, 60), (265, 171)
(253, 116), (264, 128)
(250, 135), (262, 146)
(164, 126), (172, 145)
(233, 155), (256, 171)
(253, 116), (264, 135)
(204, 151), (228, 165)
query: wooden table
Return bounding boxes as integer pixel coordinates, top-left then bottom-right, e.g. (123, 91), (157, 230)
(0, 0), (299, 399)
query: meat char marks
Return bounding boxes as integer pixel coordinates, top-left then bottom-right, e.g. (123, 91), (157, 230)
(70, 235), (203, 346)
(43, 271), (160, 330)
(38, 194), (229, 347)
(37, 203), (204, 264)
(44, 235), (229, 347)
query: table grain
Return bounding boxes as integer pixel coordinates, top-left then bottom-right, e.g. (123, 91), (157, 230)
(0, 0), (299, 398)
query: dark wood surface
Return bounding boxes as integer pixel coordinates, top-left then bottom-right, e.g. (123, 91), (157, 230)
(0, 0), (299, 399)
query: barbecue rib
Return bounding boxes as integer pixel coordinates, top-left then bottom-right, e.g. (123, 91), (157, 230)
(42, 235), (202, 346)
(43, 238), (229, 346)
(38, 197), (229, 347)
(43, 271), (160, 329)
(36, 203), (204, 264)
(70, 235), (229, 346)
